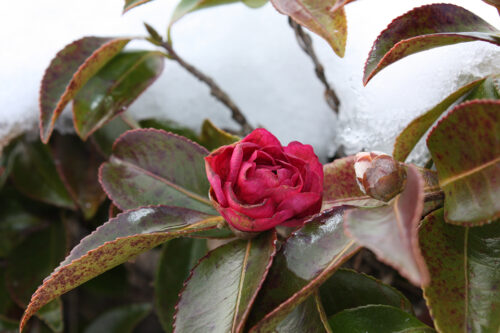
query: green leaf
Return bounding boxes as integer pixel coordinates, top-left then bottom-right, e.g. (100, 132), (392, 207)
(248, 207), (360, 332)
(139, 118), (199, 143)
(0, 316), (18, 333)
(319, 269), (413, 317)
(275, 294), (330, 333)
(174, 231), (277, 333)
(394, 75), (500, 162)
(344, 165), (430, 286)
(271, 0), (347, 57)
(83, 303), (152, 333)
(11, 139), (76, 210)
(427, 100), (500, 225)
(170, 0), (240, 28)
(90, 116), (132, 157)
(81, 265), (128, 297)
(155, 238), (207, 332)
(40, 37), (130, 143)
(363, 4), (500, 85)
(73, 51), (165, 140)
(0, 270), (16, 317)
(241, 0), (267, 8)
(0, 137), (22, 190)
(20, 206), (225, 331)
(123, 0), (154, 13)
(51, 134), (106, 220)
(327, 305), (434, 332)
(0, 187), (49, 258)
(5, 220), (66, 332)
(99, 129), (215, 214)
(420, 209), (500, 333)
(393, 78), (485, 162)
(199, 119), (239, 151)
(322, 156), (383, 209)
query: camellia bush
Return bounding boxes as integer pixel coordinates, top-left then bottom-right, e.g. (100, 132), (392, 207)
(0, 0), (499, 332)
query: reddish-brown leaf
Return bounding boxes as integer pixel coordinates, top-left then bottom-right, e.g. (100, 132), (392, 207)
(39, 37), (130, 143)
(363, 4), (500, 85)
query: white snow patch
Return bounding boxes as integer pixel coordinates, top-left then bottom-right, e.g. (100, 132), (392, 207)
(1, 0), (499, 162)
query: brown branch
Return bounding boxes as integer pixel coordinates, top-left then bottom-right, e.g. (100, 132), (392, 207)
(160, 41), (253, 135)
(288, 17), (340, 114)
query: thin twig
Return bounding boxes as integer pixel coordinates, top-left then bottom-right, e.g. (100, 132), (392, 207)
(288, 17), (340, 114)
(160, 41), (253, 135)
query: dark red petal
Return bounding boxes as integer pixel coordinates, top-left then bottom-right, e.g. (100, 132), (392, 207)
(277, 192), (321, 216)
(205, 160), (228, 207)
(224, 182), (275, 219)
(242, 128), (282, 148)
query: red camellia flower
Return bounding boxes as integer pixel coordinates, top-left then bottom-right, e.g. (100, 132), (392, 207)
(205, 128), (324, 232)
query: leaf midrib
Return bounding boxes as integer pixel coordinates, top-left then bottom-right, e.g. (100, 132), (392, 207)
(110, 157), (212, 207)
(439, 156), (500, 187)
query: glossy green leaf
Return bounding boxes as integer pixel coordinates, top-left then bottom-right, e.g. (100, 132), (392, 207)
(248, 207), (360, 332)
(420, 209), (500, 333)
(427, 100), (500, 225)
(84, 303), (151, 333)
(90, 116), (132, 157)
(174, 231), (277, 333)
(319, 269), (413, 316)
(363, 4), (500, 85)
(344, 166), (429, 286)
(99, 129), (215, 214)
(20, 206), (225, 331)
(322, 156), (381, 209)
(155, 238), (207, 332)
(6, 220), (66, 332)
(139, 118), (199, 143)
(328, 305), (434, 332)
(11, 139), (75, 209)
(51, 134), (106, 219)
(199, 119), (239, 151)
(275, 295), (329, 333)
(40, 37), (130, 143)
(271, 0), (347, 57)
(0, 187), (49, 258)
(394, 75), (500, 162)
(242, 0), (267, 8)
(123, 0), (154, 13)
(73, 51), (164, 140)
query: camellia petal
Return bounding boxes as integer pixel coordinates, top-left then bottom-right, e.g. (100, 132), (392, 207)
(205, 128), (323, 233)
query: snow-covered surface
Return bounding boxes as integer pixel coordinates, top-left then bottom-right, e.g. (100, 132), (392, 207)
(1, 0), (499, 162)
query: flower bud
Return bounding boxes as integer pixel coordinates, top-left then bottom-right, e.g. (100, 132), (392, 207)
(354, 152), (406, 202)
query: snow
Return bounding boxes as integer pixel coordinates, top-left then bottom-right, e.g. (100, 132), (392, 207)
(1, 0), (499, 162)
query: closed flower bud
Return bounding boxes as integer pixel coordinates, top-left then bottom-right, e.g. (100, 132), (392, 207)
(354, 152), (406, 202)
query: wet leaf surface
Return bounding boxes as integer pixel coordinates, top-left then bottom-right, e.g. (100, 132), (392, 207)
(420, 209), (500, 333)
(364, 4), (500, 85)
(20, 206), (225, 331)
(248, 207), (360, 332)
(73, 51), (164, 140)
(275, 295), (329, 333)
(427, 100), (500, 225)
(174, 231), (277, 333)
(344, 166), (429, 286)
(155, 238), (208, 332)
(100, 129), (215, 213)
(11, 139), (75, 210)
(40, 37), (130, 142)
(319, 268), (413, 316)
(328, 305), (434, 332)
